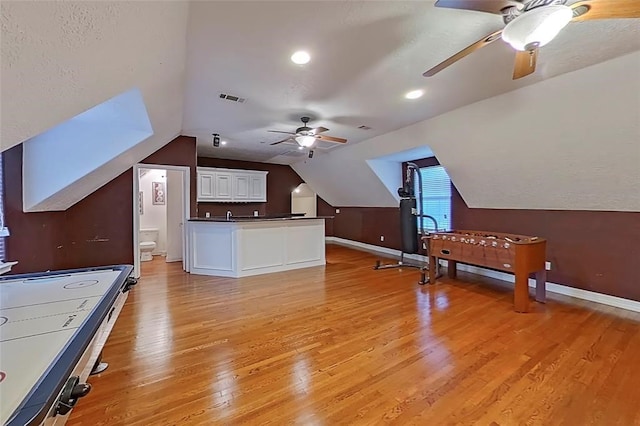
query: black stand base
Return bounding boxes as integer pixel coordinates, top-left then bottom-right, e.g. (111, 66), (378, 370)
(373, 252), (443, 286)
(373, 253), (430, 286)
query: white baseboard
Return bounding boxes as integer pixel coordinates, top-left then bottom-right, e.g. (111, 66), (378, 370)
(325, 236), (640, 313)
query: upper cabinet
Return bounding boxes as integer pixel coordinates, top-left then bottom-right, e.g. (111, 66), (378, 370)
(197, 167), (268, 202)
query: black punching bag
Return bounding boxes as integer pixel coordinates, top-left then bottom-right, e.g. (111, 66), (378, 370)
(400, 198), (418, 254)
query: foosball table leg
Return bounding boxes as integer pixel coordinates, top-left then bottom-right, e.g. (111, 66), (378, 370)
(514, 270), (530, 313)
(535, 270), (547, 303)
(447, 260), (457, 279)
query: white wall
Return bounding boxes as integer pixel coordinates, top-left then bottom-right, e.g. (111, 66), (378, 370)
(292, 184), (317, 217)
(139, 169), (167, 255)
(292, 51), (640, 211)
(292, 197), (317, 217)
(22, 89), (153, 212)
(165, 169), (184, 263)
(2, 1), (189, 212)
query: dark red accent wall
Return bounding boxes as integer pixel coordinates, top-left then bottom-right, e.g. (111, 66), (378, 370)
(3, 136), (197, 274)
(196, 157), (333, 223)
(329, 157), (640, 302)
(452, 190), (640, 302)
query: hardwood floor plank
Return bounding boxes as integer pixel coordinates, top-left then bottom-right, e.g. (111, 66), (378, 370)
(67, 246), (640, 425)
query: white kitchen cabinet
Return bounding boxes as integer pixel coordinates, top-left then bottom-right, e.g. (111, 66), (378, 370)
(249, 174), (266, 201)
(197, 169), (216, 200)
(233, 174), (250, 199)
(215, 172), (233, 200)
(197, 167), (268, 202)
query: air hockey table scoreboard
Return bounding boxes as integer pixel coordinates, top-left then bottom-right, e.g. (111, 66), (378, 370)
(0, 265), (135, 426)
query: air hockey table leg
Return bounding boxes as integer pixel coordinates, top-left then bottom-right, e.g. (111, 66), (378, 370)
(90, 351), (109, 375)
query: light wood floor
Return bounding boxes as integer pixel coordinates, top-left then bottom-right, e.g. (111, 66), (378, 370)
(68, 245), (640, 425)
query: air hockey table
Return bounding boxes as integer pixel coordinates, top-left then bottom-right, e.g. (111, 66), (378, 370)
(0, 265), (135, 426)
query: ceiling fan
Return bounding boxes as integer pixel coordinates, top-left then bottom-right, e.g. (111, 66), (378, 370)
(268, 117), (347, 147)
(424, 0), (640, 80)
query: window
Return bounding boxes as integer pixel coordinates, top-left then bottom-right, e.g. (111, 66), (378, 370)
(0, 152), (6, 261)
(415, 165), (452, 232)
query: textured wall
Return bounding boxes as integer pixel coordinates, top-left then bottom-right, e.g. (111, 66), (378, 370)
(293, 52), (640, 211)
(196, 158), (306, 217)
(1, 1), (189, 151)
(4, 136), (196, 273)
(1, 1), (190, 218)
(327, 161), (640, 302)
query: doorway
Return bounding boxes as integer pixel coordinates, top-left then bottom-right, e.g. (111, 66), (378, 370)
(291, 183), (317, 217)
(133, 164), (190, 278)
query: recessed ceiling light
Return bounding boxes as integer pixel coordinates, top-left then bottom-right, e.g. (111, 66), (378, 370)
(221, 141), (227, 145)
(291, 50), (311, 65)
(405, 89), (424, 100)
(298, 146), (304, 150)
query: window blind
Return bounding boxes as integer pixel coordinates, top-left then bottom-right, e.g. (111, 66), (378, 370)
(415, 165), (452, 232)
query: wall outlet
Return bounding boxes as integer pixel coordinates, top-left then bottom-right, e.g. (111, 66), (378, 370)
(336, 209), (340, 214)
(545, 261), (552, 271)
(380, 236), (385, 242)
(205, 212), (210, 218)
(253, 210), (259, 216)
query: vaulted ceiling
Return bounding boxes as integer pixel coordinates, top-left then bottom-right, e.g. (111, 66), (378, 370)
(182, 1), (639, 164)
(2, 1), (639, 212)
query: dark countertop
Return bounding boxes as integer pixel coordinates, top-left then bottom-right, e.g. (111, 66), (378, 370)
(189, 215), (334, 223)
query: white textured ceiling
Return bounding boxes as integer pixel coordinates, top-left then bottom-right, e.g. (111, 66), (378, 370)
(293, 51), (640, 211)
(2, 1), (639, 213)
(1, 1), (188, 155)
(183, 1), (639, 164)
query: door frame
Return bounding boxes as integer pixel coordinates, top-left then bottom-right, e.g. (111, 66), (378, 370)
(133, 164), (191, 278)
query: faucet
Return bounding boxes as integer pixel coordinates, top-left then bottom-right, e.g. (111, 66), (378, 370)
(226, 210), (232, 220)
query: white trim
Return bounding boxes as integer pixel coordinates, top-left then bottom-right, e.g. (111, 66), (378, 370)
(0, 261), (18, 275)
(325, 237), (640, 313)
(133, 164), (191, 278)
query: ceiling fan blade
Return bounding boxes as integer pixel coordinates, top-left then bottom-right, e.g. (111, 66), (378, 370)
(270, 137), (292, 146)
(312, 126), (329, 134)
(268, 130), (296, 135)
(316, 134), (347, 144)
(513, 48), (538, 80)
(423, 30), (503, 77)
(435, 0), (522, 15)
(571, 0), (640, 21)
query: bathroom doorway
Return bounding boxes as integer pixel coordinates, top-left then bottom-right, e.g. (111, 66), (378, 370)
(133, 164), (190, 278)
(291, 183), (317, 217)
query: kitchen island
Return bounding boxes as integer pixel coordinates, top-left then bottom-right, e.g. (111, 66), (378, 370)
(187, 216), (330, 278)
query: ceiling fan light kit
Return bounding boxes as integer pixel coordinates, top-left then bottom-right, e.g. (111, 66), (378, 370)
(502, 4), (573, 51)
(268, 116), (347, 148)
(426, 0), (639, 80)
(295, 135), (316, 147)
(291, 50), (311, 65)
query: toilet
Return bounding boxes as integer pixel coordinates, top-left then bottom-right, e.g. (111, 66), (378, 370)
(139, 228), (159, 261)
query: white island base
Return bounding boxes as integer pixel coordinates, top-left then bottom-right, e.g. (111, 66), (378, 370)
(188, 218), (326, 278)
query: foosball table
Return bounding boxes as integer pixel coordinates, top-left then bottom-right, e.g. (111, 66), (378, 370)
(423, 230), (547, 313)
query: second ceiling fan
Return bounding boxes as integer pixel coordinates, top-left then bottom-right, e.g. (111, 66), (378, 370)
(424, 0), (640, 80)
(268, 117), (347, 147)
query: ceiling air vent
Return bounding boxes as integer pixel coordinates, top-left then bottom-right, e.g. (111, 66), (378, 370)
(219, 93), (246, 103)
(358, 125), (372, 130)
